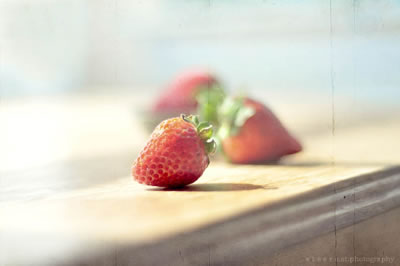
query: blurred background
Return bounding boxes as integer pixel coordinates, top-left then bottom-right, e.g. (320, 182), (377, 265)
(1, 0), (400, 99)
(1, 0), (400, 199)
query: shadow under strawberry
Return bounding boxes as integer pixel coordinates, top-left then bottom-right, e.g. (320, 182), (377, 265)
(146, 182), (275, 192)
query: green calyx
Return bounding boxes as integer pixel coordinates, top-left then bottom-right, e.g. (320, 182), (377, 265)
(194, 82), (254, 139)
(217, 96), (255, 139)
(181, 114), (217, 155)
(192, 80), (255, 156)
(195, 83), (226, 126)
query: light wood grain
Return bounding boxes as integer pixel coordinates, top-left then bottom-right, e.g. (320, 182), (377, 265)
(2, 164), (400, 265)
(260, 206), (400, 266)
(0, 164), (382, 241)
(1, 94), (400, 265)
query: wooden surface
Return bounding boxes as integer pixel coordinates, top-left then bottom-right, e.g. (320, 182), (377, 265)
(1, 94), (400, 265)
(264, 206), (400, 266)
(0, 164), (385, 242)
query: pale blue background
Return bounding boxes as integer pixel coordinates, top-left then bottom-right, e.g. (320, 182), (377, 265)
(0, 0), (399, 106)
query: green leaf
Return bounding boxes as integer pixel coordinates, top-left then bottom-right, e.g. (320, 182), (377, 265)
(234, 105), (255, 130)
(219, 97), (242, 123)
(204, 139), (217, 154)
(199, 125), (213, 140)
(193, 115), (199, 125)
(217, 96), (255, 137)
(196, 84), (226, 125)
(181, 113), (217, 156)
(181, 114), (199, 127)
(196, 121), (210, 131)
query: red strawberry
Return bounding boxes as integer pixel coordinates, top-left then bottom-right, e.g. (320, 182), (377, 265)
(132, 115), (216, 187)
(218, 97), (302, 164)
(152, 70), (219, 113)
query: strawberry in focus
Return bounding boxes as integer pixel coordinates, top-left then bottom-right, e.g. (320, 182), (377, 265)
(132, 115), (216, 187)
(218, 97), (302, 164)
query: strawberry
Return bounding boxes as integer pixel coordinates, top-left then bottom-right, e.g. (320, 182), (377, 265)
(143, 70), (225, 133)
(132, 115), (216, 187)
(152, 70), (220, 114)
(218, 97), (302, 164)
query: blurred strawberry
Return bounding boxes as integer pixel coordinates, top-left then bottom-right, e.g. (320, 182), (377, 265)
(217, 97), (302, 164)
(152, 70), (220, 114)
(142, 70), (225, 133)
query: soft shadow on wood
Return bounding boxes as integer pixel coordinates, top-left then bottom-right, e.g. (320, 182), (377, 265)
(147, 183), (271, 192)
